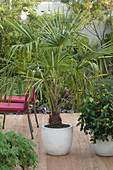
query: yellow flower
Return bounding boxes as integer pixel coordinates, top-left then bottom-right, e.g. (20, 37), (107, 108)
(88, 4), (92, 8)
(107, 118), (109, 121)
(104, 1), (108, 5)
(99, 122), (101, 125)
(111, 139), (113, 141)
(98, 109), (101, 112)
(102, 85), (105, 87)
(96, 101), (99, 104)
(103, 94), (105, 97)
(106, 123), (109, 126)
(112, 121), (113, 123)
(112, 102), (113, 105)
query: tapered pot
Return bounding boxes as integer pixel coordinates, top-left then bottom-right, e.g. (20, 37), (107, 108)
(42, 123), (73, 156)
(93, 137), (113, 156)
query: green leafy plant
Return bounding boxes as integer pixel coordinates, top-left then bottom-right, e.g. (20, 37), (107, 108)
(0, 129), (38, 170)
(77, 76), (113, 143)
(0, 0), (40, 65)
(58, 87), (73, 111)
(61, 0), (70, 3)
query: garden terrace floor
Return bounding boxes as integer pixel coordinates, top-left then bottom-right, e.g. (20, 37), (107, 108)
(0, 113), (113, 170)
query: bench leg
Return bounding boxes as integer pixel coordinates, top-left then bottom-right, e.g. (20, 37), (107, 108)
(27, 112), (34, 140)
(3, 113), (6, 129)
(33, 103), (39, 128)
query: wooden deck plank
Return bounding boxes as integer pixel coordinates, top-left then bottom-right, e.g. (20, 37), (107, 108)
(0, 113), (113, 170)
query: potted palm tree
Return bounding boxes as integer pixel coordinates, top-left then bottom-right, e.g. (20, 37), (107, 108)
(1, 10), (113, 155)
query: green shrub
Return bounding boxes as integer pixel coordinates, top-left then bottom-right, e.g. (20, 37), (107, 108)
(77, 76), (113, 143)
(61, 0), (70, 3)
(0, 129), (38, 170)
(0, 0), (39, 64)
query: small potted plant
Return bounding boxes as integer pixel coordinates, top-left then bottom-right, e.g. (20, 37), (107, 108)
(77, 76), (113, 156)
(0, 119), (38, 170)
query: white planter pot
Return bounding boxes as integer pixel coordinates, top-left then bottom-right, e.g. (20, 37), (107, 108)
(42, 123), (73, 156)
(93, 137), (113, 156)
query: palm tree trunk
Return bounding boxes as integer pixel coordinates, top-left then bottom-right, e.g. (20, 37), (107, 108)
(49, 111), (62, 127)
(49, 81), (62, 127)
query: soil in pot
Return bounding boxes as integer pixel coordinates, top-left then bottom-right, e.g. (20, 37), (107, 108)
(45, 123), (70, 128)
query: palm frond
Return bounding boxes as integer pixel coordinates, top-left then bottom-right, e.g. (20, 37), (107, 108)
(38, 10), (90, 47)
(5, 19), (34, 40)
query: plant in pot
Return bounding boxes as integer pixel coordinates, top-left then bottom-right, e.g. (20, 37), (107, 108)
(1, 10), (113, 156)
(77, 76), (113, 156)
(0, 118), (38, 169)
